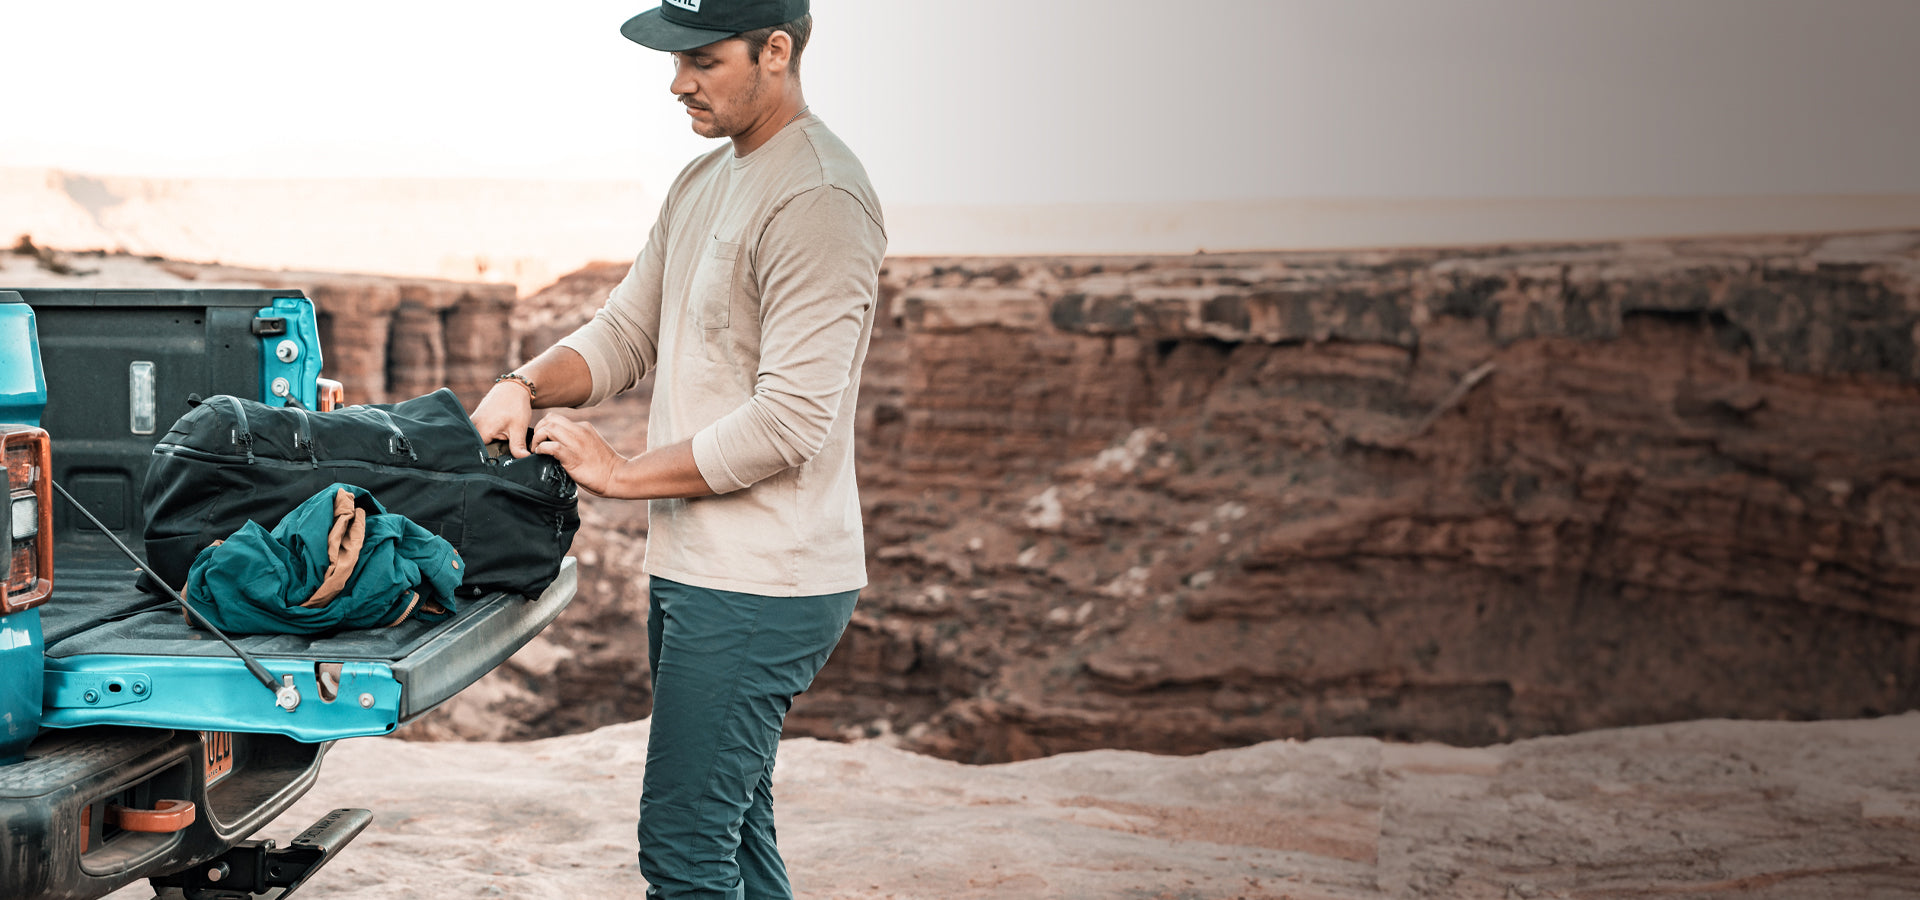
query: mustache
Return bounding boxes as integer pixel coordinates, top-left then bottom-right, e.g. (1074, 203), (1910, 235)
(679, 97), (709, 110)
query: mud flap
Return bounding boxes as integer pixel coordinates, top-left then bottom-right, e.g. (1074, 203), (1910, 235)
(148, 807), (372, 899)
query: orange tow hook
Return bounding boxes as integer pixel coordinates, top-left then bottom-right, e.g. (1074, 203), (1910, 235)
(108, 799), (197, 832)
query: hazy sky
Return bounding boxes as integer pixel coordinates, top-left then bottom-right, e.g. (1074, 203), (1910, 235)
(1, 1), (1915, 206)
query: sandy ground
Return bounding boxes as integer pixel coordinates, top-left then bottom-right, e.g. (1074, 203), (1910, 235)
(102, 713), (1920, 900)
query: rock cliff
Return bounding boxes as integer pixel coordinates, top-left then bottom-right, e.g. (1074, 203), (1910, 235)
(428, 231), (1920, 764)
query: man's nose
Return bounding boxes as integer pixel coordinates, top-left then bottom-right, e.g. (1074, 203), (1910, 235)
(670, 61), (696, 97)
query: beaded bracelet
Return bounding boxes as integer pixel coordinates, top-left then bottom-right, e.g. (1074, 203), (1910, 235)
(494, 372), (538, 402)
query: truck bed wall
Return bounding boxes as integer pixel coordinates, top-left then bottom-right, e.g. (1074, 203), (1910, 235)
(18, 289), (303, 546)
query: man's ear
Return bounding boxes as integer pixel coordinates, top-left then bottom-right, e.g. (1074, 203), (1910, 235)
(762, 30), (793, 74)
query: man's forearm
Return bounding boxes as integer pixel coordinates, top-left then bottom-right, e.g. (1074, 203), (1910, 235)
(527, 416), (715, 500)
(507, 346), (594, 409)
(608, 438), (714, 500)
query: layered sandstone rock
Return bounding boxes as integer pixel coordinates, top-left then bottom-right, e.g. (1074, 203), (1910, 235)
(18, 235), (1917, 766)
(440, 231), (1920, 763)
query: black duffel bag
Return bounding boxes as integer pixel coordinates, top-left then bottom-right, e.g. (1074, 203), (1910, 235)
(142, 387), (579, 598)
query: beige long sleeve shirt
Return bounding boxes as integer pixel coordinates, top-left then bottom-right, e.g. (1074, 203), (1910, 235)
(556, 113), (886, 596)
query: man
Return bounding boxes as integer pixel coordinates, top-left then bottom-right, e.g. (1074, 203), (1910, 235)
(467, 2), (884, 896)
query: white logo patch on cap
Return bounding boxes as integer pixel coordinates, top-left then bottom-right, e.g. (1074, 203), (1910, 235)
(665, 0), (700, 10)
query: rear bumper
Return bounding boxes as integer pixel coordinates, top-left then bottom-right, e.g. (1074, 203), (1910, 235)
(0, 726), (327, 900)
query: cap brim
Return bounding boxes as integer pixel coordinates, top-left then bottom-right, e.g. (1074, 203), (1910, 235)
(620, 9), (736, 52)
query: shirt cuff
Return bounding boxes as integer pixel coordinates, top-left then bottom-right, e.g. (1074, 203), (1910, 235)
(691, 425), (750, 494)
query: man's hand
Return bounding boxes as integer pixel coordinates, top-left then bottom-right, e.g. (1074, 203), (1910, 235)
(529, 412), (624, 496)
(469, 348), (595, 458)
(470, 381), (537, 458)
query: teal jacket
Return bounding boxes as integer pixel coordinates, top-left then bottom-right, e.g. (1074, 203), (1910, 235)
(183, 483), (464, 635)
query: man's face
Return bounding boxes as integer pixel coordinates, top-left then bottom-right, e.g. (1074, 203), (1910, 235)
(670, 38), (765, 140)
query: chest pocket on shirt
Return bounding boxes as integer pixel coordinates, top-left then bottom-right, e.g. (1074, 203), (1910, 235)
(694, 237), (740, 330)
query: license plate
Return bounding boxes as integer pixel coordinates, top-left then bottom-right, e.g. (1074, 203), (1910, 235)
(202, 731), (234, 784)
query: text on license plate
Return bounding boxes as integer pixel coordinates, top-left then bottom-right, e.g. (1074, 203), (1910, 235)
(202, 731), (234, 784)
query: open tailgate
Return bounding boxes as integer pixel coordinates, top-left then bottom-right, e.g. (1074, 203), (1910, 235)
(37, 544), (575, 742)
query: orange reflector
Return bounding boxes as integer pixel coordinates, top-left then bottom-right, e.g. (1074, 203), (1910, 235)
(3, 440), (34, 491)
(6, 543), (33, 596)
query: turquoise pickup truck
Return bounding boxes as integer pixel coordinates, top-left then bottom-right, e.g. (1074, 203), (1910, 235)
(0, 288), (576, 899)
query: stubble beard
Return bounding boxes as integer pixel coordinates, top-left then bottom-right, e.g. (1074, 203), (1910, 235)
(690, 64), (763, 140)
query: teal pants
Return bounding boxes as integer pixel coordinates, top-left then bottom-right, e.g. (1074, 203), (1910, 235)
(639, 576), (859, 900)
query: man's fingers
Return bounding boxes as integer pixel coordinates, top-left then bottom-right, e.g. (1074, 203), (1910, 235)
(526, 412), (575, 459)
(522, 417), (615, 496)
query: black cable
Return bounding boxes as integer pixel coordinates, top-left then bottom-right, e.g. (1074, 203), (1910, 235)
(52, 481), (289, 700)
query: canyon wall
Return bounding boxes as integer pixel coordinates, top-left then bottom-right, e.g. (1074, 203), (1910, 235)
(91, 232), (1915, 764)
(432, 231), (1920, 763)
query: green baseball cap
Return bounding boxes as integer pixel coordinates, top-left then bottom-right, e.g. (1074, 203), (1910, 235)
(621, 0), (809, 52)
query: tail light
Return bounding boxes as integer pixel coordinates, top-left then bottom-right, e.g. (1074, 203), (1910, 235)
(2, 425), (53, 614)
(317, 378), (345, 412)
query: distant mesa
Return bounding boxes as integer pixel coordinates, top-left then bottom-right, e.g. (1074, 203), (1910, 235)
(5, 166), (1920, 297)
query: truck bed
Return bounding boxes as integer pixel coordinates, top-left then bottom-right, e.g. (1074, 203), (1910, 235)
(15, 286), (577, 743)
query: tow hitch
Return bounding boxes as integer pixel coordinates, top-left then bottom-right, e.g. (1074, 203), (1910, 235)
(148, 807), (371, 899)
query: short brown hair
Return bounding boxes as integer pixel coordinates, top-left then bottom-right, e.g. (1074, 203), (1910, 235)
(737, 14), (812, 77)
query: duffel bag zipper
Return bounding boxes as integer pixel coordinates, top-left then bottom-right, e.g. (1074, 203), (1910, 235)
(146, 450), (574, 506)
(346, 406), (419, 461)
(214, 395), (255, 463)
(289, 404), (319, 467)
(151, 443), (254, 465)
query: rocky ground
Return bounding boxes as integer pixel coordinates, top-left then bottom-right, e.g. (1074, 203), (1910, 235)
(106, 712), (1920, 899)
